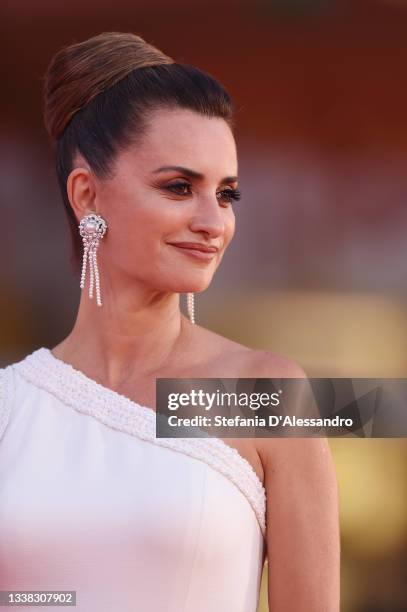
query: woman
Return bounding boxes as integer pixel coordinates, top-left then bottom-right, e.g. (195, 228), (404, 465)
(0, 32), (340, 611)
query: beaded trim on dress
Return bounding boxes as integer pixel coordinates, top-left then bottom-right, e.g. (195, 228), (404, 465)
(11, 347), (267, 536)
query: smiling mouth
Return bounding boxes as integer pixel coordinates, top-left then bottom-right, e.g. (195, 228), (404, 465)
(169, 244), (217, 262)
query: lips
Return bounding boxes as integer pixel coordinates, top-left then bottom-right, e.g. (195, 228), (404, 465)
(168, 242), (218, 262)
(168, 242), (219, 253)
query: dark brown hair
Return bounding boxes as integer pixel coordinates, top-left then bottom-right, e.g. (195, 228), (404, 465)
(42, 31), (235, 275)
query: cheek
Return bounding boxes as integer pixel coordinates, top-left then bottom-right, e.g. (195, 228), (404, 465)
(102, 195), (182, 267)
(118, 187), (183, 232)
(223, 212), (236, 246)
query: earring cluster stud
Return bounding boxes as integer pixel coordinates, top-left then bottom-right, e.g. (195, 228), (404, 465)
(79, 213), (108, 307)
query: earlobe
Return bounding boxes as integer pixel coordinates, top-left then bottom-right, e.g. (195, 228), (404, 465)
(67, 166), (97, 221)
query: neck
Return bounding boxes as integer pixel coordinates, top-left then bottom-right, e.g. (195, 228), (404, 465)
(53, 285), (194, 386)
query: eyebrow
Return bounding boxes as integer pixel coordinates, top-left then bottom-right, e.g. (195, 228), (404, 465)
(153, 165), (238, 185)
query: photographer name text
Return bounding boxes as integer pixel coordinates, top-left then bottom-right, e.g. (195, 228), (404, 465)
(167, 415), (354, 428)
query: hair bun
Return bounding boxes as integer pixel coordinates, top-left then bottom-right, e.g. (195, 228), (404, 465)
(43, 31), (174, 141)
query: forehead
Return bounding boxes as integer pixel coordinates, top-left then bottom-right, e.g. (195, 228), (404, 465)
(121, 107), (238, 176)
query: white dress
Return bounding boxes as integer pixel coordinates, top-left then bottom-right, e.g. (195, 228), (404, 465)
(0, 347), (266, 612)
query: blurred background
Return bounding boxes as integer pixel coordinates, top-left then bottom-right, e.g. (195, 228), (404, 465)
(1, 0), (407, 610)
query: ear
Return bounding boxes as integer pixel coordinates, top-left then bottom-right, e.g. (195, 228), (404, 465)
(67, 165), (97, 223)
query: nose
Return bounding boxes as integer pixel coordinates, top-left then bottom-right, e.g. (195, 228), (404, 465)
(188, 196), (226, 239)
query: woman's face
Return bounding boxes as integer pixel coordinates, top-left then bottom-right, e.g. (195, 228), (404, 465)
(73, 107), (238, 295)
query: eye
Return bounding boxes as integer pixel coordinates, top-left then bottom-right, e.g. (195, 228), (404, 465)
(163, 182), (242, 206)
(217, 188), (241, 206)
(164, 182), (192, 196)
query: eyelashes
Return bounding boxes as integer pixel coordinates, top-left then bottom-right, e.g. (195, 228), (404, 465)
(163, 182), (241, 205)
(222, 188), (241, 203)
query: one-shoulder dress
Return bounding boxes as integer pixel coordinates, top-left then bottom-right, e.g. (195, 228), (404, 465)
(0, 347), (267, 611)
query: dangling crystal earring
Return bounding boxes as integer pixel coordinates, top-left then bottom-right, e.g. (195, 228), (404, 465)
(187, 292), (195, 325)
(79, 213), (108, 307)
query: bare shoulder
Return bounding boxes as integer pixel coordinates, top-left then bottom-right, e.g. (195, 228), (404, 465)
(193, 324), (307, 378)
(239, 349), (311, 462)
(239, 348), (308, 379)
(192, 325), (323, 478)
